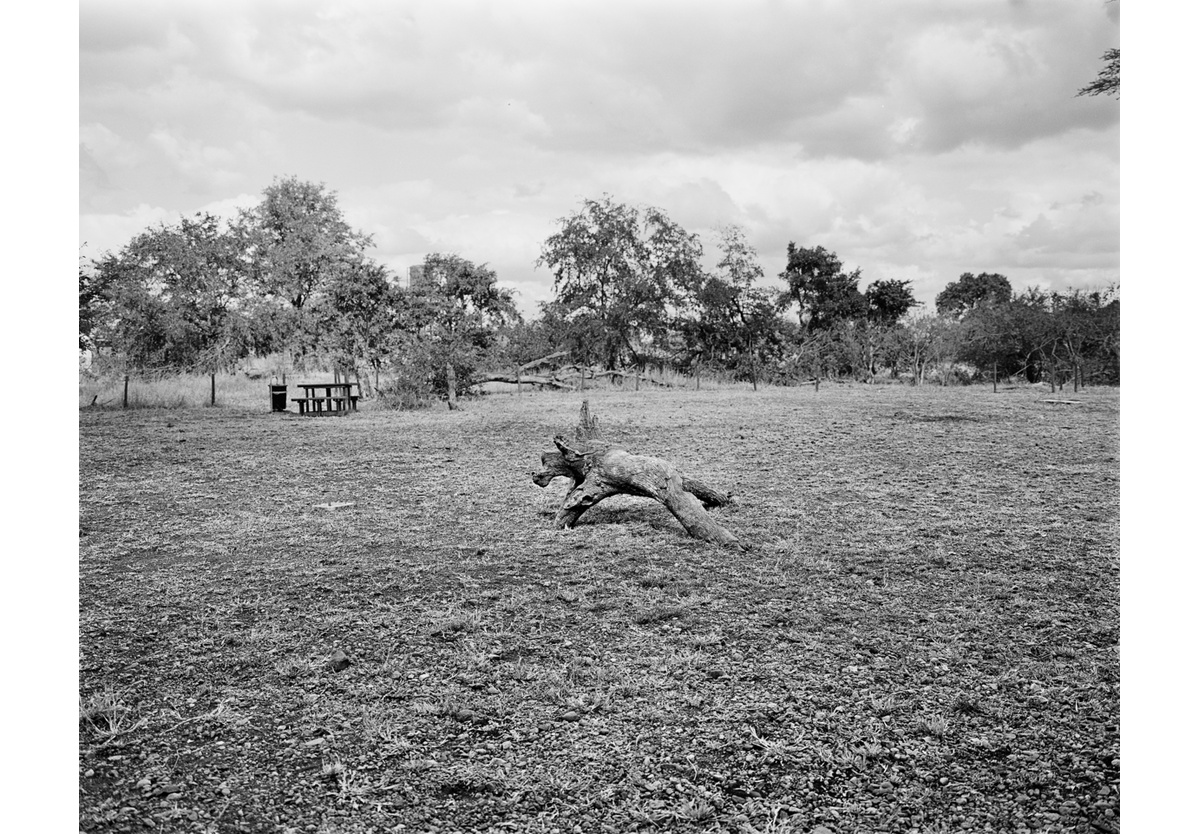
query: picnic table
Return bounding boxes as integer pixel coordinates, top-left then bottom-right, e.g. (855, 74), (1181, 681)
(292, 382), (360, 416)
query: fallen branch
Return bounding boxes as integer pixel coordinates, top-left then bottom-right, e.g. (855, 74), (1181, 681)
(520, 350), (570, 372)
(479, 373), (576, 390)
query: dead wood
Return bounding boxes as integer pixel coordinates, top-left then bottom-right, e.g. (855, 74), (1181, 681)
(532, 401), (741, 549)
(479, 373), (575, 390)
(520, 350), (570, 372)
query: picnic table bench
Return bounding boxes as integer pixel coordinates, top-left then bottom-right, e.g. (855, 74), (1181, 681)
(292, 382), (360, 416)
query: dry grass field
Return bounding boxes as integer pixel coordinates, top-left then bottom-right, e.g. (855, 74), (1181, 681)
(78, 384), (1119, 834)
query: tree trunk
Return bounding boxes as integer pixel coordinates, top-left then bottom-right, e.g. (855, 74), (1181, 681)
(532, 401), (741, 549)
(992, 361), (997, 393)
(446, 363), (458, 410)
(210, 372), (216, 406)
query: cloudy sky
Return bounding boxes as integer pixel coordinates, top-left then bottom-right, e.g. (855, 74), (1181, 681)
(79, 0), (1120, 316)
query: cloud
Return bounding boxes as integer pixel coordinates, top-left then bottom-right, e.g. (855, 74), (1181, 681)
(79, 0), (1120, 313)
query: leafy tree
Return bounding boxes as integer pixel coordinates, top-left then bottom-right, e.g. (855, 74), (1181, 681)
(1077, 47), (1120, 98)
(1047, 286), (1120, 389)
(236, 177), (372, 359)
(935, 272), (1013, 317)
(91, 213), (249, 371)
(537, 195), (703, 370)
(778, 244), (867, 330)
(674, 225), (782, 386)
(318, 259), (400, 394)
(864, 279), (917, 326)
(390, 253), (518, 404)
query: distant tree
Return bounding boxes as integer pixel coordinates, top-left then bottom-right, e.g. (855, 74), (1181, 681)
(393, 253), (518, 405)
(318, 259), (400, 395)
(1077, 47), (1120, 98)
(235, 177), (373, 360)
(537, 195), (703, 370)
(795, 328), (840, 390)
(935, 272), (1013, 317)
(864, 279), (917, 326)
(778, 244), (867, 330)
(1048, 286), (1121, 390)
(92, 213), (249, 371)
(675, 225), (781, 387)
(894, 313), (963, 386)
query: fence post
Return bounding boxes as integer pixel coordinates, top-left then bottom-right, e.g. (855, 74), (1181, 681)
(211, 372), (216, 406)
(123, 374), (129, 408)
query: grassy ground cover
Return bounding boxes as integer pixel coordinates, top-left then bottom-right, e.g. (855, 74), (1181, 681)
(78, 384), (1119, 833)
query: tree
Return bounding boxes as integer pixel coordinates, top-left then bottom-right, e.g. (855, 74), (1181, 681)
(91, 212), (249, 371)
(319, 259), (400, 394)
(1047, 286), (1121, 390)
(894, 313), (963, 385)
(935, 272), (1013, 317)
(392, 253), (518, 406)
(537, 195), (703, 370)
(778, 244), (867, 330)
(673, 225), (782, 386)
(1077, 47), (1119, 98)
(864, 279), (917, 326)
(236, 177), (372, 360)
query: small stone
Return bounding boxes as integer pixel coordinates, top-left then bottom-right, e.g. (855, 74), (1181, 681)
(561, 711), (581, 722)
(327, 650), (351, 673)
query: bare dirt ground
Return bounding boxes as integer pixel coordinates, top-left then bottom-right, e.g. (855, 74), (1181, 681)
(79, 384), (1119, 834)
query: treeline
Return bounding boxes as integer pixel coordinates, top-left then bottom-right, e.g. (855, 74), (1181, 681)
(79, 181), (1119, 406)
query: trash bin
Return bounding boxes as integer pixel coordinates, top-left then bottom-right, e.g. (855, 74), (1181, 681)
(269, 384), (288, 412)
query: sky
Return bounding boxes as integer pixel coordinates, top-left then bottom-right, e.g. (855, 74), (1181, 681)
(78, 0), (1120, 317)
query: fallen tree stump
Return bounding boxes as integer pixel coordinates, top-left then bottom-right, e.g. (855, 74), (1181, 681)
(532, 402), (742, 549)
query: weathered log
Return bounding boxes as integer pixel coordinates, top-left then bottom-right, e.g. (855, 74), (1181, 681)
(520, 350), (570, 372)
(479, 373), (575, 390)
(532, 401), (742, 549)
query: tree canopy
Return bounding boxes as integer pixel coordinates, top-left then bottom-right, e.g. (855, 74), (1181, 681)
(536, 195), (703, 369)
(935, 272), (1013, 317)
(778, 244), (868, 330)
